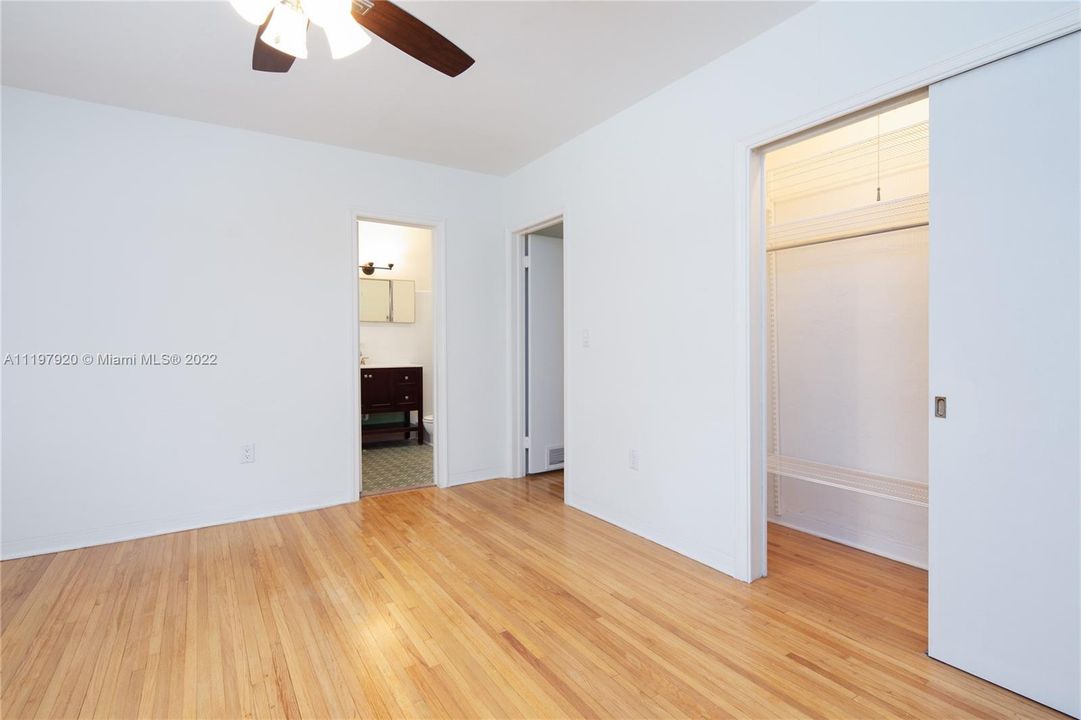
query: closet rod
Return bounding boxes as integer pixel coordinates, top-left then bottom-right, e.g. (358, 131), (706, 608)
(766, 221), (929, 253)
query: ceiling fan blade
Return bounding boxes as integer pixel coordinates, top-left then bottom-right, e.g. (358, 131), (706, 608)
(351, 0), (474, 77)
(252, 12), (296, 73)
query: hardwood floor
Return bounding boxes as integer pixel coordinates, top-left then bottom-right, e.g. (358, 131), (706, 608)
(1, 472), (1063, 719)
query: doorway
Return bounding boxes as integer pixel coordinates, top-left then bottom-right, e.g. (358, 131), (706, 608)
(511, 217), (565, 477)
(355, 217), (440, 495)
(761, 95), (930, 569)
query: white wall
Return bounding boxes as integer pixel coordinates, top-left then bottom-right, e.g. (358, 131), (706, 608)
(500, 1), (1077, 576)
(769, 228), (929, 567)
(772, 230), (928, 483)
(1, 88), (506, 558)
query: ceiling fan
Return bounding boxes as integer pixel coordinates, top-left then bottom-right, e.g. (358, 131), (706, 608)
(229, 0), (474, 77)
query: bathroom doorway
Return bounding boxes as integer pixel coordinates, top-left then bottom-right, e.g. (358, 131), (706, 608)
(356, 217), (439, 495)
(514, 218), (565, 476)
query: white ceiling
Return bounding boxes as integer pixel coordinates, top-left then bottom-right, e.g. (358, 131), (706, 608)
(1, 1), (809, 175)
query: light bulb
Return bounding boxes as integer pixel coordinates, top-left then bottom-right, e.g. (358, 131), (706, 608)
(228, 0), (277, 25)
(260, 3), (309, 59)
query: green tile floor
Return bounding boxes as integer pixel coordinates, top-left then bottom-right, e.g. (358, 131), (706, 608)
(361, 440), (434, 494)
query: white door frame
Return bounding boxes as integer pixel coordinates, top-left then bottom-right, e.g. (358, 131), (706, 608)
(506, 213), (565, 479)
(732, 10), (1080, 583)
(351, 210), (449, 496)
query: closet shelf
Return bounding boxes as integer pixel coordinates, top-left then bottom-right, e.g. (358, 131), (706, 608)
(768, 455), (928, 506)
(767, 121), (929, 202)
(766, 193), (928, 252)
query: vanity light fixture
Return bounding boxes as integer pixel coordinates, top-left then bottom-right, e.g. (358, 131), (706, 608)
(360, 262), (395, 275)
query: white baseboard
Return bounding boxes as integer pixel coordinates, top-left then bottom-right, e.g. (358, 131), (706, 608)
(566, 490), (736, 579)
(766, 455), (928, 568)
(446, 467), (503, 487)
(1, 492), (354, 560)
(769, 515), (927, 569)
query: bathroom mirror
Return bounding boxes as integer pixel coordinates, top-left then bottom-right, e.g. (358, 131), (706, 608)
(359, 279), (391, 322)
(391, 280), (415, 323)
(359, 278), (415, 323)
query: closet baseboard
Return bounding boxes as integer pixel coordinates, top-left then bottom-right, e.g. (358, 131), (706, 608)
(768, 515), (928, 569)
(767, 458), (928, 568)
(769, 462), (929, 570)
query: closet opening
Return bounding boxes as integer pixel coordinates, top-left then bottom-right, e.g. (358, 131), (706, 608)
(760, 94), (930, 574)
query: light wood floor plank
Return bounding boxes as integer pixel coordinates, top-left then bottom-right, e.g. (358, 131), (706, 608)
(1, 473), (1066, 719)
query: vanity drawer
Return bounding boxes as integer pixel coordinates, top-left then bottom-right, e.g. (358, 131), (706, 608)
(396, 369), (419, 383)
(395, 385), (419, 407)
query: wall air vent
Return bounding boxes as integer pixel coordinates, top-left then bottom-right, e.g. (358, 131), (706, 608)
(547, 446), (565, 467)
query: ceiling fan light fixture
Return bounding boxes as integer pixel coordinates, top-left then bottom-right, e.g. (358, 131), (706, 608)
(247, 0), (474, 76)
(229, 0), (277, 25)
(260, 3), (309, 59)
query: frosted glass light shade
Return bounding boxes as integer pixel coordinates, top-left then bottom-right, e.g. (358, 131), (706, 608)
(303, 0), (370, 59)
(228, 0), (276, 25)
(260, 3), (309, 59)
(323, 20), (371, 59)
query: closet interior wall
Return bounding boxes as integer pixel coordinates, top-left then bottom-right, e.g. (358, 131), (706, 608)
(765, 98), (930, 567)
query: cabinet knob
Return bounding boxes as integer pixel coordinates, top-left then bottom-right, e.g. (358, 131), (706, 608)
(404, 375), (409, 380)
(404, 395), (410, 400)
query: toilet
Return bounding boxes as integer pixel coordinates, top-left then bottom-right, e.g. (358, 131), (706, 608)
(422, 415), (434, 445)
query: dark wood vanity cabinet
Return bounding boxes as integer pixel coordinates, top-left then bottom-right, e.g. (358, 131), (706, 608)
(360, 366), (422, 446)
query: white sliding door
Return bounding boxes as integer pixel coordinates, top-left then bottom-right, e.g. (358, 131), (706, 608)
(526, 234), (564, 473)
(928, 33), (1080, 717)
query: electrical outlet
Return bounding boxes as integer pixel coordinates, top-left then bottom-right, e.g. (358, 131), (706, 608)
(240, 443), (255, 464)
(582, 329), (591, 348)
(629, 449), (639, 471)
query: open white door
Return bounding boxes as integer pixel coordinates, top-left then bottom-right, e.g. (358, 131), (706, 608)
(526, 233), (564, 473)
(928, 33), (1080, 717)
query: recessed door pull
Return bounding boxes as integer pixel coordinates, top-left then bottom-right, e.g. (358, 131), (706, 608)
(934, 396), (947, 418)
